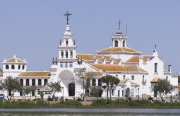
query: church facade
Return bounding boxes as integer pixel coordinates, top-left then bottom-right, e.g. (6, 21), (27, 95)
(0, 13), (178, 99)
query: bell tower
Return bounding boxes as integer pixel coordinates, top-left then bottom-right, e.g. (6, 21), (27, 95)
(112, 20), (127, 47)
(58, 11), (77, 69)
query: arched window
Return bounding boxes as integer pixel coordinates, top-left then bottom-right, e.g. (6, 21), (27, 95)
(18, 65), (21, 70)
(32, 79), (35, 86)
(70, 51), (73, 58)
(11, 65), (15, 69)
(26, 79), (29, 86)
(22, 65), (25, 70)
(92, 79), (96, 86)
(6, 65), (9, 69)
(123, 40), (125, 47)
(44, 79), (48, 86)
(154, 63), (158, 73)
(20, 79), (23, 86)
(115, 40), (118, 47)
(66, 40), (68, 46)
(38, 79), (41, 86)
(66, 51), (68, 58)
(61, 51), (64, 58)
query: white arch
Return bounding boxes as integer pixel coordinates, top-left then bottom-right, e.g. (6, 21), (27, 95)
(58, 70), (74, 81)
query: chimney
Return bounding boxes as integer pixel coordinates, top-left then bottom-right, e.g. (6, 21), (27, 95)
(168, 65), (172, 73)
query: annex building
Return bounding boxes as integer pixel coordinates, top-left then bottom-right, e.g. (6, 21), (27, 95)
(0, 13), (179, 99)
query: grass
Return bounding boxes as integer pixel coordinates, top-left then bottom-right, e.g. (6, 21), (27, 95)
(0, 99), (180, 109)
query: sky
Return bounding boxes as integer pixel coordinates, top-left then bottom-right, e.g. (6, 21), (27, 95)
(0, 0), (180, 74)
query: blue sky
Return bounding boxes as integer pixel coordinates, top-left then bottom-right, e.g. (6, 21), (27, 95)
(0, 0), (180, 74)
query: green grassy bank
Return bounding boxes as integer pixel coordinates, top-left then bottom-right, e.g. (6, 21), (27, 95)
(0, 99), (180, 108)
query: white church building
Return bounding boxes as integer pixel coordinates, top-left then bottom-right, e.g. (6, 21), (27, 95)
(0, 12), (178, 99)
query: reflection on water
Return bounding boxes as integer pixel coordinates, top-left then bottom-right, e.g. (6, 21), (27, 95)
(1, 109), (180, 116)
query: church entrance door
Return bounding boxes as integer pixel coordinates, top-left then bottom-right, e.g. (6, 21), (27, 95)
(69, 83), (75, 96)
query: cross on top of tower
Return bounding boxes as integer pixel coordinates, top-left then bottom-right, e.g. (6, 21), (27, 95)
(64, 11), (72, 25)
(118, 20), (121, 29)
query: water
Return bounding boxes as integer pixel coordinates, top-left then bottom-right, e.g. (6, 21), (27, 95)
(0, 108), (180, 116)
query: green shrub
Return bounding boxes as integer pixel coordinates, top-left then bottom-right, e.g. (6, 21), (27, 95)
(128, 97), (132, 101)
(60, 100), (82, 106)
(47, 98), (53, 101)
(148, 96), (153, 101)
(76, 98), (82, 102)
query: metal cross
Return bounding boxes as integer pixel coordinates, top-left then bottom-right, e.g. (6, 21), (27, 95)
(118, 20), (121, 29)
(64, 11), (72, 25)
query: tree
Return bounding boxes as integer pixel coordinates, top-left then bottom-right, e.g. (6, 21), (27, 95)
(75, 68), (93, 99)
(153, 79), (173, 101)
(101, 75), (111, 99)
(48, 82), (61, 100)
(90, 87), (102, 100)
(101, 75), (120, 100)
(109, 76), (120, 100)
(23, 87), (36, 100)
(0, 76), (22, 99)
(178, 76), (180, 83)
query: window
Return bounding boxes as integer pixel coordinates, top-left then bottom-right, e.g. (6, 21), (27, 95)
(22, 65), (25, 70)
(65, 62), (68, 68)
(20, 79), (23, 86)
(38, 89), (40, 95)
(154, 63), (158, 73)
(11, 65), (15, 69)
(116, 75), (118, 77)
(131, 75), (134, 80)
(112, 89), (114, 96)
(69, 62), (73, 67)
(66, 51), (68, 58)
(60, 62), (63, 68)
(142, 75), (145, 82)
(66, 40), (68, 46)
(166, 76), (168, 81)
(123, 75), (125, 80)
(70, 51), (73, 58)
(92, 79), (96, 86)
(32, 79), (35, 86)
(98, 79), (101, 86)
(32, 91), (35, 96)
(26, 79), (29, 86)
(61, 51), (64, 58)
(20, 92), (22, 96)
(38, 79), (41, 86)
(115, 40), (118, 47)
(44, 79), (48, 86)
(123, 40), (125, 47)
(18, 65), (20, 70)
(6, 65), (9, 69)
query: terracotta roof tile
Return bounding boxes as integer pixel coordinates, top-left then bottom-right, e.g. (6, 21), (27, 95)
(18, 72), (50, 77)
(5, 58), (26, 63)
(151, 77), (159, 83)
(90, 64), (126, 72)
(118, 79), (139, 86)
(164, 70), (171, 75)
(39, 85), (52, 92)
(84, 72), (103, 78)
(0, 71), (3, 76)
(126, 56), (152, 63)
(98, 47), (140, 53)
(76, 54), (117, 62)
